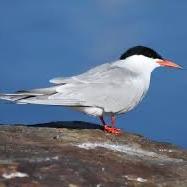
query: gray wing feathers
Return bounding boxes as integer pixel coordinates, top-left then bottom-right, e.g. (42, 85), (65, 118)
(0, 62), (140, 113)
(49, 63), (111, 84)
(49, 66), (139, 112)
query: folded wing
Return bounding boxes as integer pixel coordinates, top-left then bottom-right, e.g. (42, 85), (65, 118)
(0, 62), (140, 113)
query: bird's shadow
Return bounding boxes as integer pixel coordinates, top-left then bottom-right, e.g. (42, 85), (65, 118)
(27, 121), (103, 130)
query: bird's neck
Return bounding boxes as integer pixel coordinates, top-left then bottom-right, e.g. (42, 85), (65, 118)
(115, 56), (160, 76)
(114, 57), (158, 94)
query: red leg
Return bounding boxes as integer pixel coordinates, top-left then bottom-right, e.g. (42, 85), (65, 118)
(99, 116), (106, 126)
(111, 115), (115, 128)
(108, 115), (121, 135)
(99, 115), (121, 135)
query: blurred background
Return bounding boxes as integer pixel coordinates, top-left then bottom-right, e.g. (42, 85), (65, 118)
(0, 1), (186, 147)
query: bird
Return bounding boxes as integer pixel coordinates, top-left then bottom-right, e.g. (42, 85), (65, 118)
(0, 46), (182, 135)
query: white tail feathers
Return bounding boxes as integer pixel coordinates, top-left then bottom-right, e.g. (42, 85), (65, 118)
(0, 86), (58, 103)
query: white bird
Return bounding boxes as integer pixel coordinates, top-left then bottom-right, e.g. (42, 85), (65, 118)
(0, 46), (182, 134)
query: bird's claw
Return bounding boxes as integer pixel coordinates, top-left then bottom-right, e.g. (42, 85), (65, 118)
(104, 125), (121, 135)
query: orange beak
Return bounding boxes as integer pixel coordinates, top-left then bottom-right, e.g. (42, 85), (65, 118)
(157, 59), (182, 69)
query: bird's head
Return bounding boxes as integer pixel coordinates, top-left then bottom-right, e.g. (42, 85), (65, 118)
(120, 46), (182, 74)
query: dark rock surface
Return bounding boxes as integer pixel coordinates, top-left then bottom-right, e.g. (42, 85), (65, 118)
(0, 121), (186, 187)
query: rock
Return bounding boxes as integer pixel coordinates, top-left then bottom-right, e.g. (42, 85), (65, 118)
(0, 121), (186, 187)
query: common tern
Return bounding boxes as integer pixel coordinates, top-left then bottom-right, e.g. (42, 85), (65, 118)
(0, 46), (182, 134)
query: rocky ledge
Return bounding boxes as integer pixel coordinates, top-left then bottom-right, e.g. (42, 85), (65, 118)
(0, 121), (186, 187)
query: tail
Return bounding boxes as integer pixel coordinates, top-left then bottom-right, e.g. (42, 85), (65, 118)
(0, 86), (58, 104)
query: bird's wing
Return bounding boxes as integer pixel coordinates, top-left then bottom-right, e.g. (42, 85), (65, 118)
(49, 63), (112, 84)
(0, 62), (114, 104)
(48, 65), (141, 113)
(1, 62), (142, 113)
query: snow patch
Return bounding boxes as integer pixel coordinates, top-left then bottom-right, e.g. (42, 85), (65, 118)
(2, 172), (29, 179)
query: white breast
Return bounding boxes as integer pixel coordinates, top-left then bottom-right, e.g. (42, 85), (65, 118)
(116, 76), (150, 115)
(111, 55), (157, 114)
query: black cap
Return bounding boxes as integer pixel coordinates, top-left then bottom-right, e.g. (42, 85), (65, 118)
(120, 46), (163, 60)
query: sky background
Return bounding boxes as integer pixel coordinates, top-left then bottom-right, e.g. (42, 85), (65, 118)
(0, 1), (186, 147)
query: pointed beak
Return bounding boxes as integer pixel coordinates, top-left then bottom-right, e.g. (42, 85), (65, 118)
(157, 59), (182, 69)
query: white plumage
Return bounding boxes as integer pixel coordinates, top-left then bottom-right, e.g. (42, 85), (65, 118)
(0, 46), (181, 134)
(0, 55), (159, 116)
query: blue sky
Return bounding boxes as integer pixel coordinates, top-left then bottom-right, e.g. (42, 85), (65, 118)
(0, 1), (186, 147)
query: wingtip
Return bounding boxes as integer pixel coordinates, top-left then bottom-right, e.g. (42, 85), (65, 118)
(49, 79), (55, 83)
(49, 78), (64, 84)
